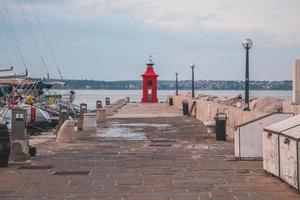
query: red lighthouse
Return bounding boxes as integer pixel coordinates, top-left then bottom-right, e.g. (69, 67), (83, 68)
(141, 56), (158, 103)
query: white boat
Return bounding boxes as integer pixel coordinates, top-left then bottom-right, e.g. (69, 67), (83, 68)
(0, 104), (51, 130)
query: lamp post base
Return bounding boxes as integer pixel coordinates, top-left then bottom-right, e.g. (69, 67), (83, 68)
(243, 107), (250, 111)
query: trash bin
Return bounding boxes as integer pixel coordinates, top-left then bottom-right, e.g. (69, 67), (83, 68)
(169, 96), (173, 106)
(0, 124), (10, 167)
(214, 113), (227, 141)
(182, 100), (189, 115)
(29, 146), (37, 157)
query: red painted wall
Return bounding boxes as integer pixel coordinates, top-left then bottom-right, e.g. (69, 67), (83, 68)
(141, 66), (158, 103)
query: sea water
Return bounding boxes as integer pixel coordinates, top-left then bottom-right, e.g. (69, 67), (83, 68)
(53, 89), (292, 110)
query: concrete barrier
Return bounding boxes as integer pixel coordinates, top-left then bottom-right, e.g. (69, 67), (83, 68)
(56, 120), (75, 143)
(283, 100), (300, 114)
(115, 99), (126, 108)
(96, 108), (106, 124)
(104, 99), (127, 116)
(173, 94), (267, 139)
(83, 113), (97, 131)
(105, 105), (114, 116)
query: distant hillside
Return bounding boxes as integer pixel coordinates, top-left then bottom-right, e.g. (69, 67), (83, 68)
(51, 79), (292, 90)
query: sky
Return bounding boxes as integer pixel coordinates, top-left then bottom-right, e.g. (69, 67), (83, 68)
(0, 0), (299, 81)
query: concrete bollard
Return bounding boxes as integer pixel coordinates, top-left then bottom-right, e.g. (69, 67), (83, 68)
(96, 100), (103, 109)
(105, 97), (110, 106)
(78, 103), (87, 131)
(83, 113), (97, 131)
(96, 108), (106, 124)
(11, 108), (30, 162)
(56, 120), (75, 143)
(126, 97), (130, 103)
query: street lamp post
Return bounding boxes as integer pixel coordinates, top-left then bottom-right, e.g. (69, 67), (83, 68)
(190, 63), (195, 98)
(175, 72), (178, 96)
(242, 38), (253, 111)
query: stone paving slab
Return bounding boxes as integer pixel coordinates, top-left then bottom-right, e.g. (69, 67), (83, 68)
(0, 103), (299, 199)
(109, 103), (182, 118)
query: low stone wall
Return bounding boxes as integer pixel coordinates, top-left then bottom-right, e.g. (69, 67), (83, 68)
(283, 100), (300, 114)
(173, 94), (267, 139)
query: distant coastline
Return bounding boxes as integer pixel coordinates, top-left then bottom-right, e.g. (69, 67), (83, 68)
(51, 79), (292, 90)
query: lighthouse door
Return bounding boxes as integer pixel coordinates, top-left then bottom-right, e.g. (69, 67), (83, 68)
(147, 80), (152, 101)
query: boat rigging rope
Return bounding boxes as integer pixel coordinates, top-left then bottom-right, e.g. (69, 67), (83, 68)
(0, 79), (40, 123)
(26, 0), (72, 94)
(0, 2), (27, 71)
(0, 1), (75, 123)
(16, 0), (50, 79)
(27, 0), (64, 80)
(0, 30), (13, 67)
(0, 79), (27, 122)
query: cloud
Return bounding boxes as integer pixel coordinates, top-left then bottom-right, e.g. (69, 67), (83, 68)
(58, 0), (299, 46)
(1, 0), (299, 80)
(16, 0), (299, 46)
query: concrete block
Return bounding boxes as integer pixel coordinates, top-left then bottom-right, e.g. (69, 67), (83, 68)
(10, 140), (30, 162)
(56, 120), (75, 143)
(105, 105), (114, 116)
(96, 108), (106, 124)
(203, 121), (215, 133)
(283, 101), (294, 113)
(83, 113), (97, 131)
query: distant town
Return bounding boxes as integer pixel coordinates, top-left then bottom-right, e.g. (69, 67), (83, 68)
(54, 79), (292, 90)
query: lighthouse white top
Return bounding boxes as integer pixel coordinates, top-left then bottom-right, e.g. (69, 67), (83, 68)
(242, 38), (253, 49)
(146, 55), (154, 66)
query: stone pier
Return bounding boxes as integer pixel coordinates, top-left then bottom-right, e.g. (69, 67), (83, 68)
(0, 103), (298, 199)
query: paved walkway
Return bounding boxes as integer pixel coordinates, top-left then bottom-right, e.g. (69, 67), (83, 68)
(0, 103), (299, 200)
(109, 103), (182, 118)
